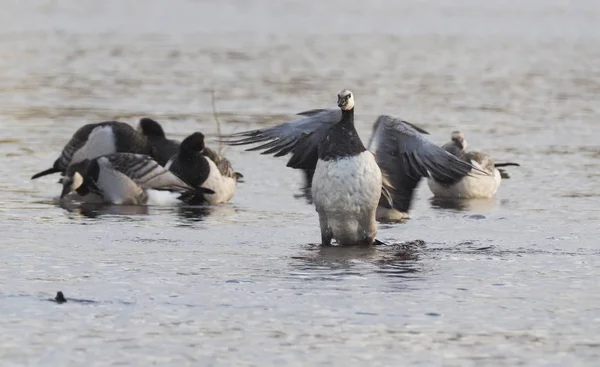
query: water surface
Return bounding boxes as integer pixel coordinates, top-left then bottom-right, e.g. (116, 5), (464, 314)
(1, 1), (599, 366)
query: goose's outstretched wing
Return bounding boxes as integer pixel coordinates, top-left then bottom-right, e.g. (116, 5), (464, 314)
(370, 115), (487, 213)
(222, 108), (341, 172)
(101, 153), (192, 192)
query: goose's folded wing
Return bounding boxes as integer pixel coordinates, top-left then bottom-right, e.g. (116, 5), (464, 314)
(32, 124), (102, 179)
(56, 137), (86, 171)
(202, 147), (237, 178)
(201, 146), (220, 164)
(222, 108), (341, 171)
(216, 158), (235, 178)
(58, 122), (126, 170)
(32, 126), (91, 180)
(103, 153), (192, 191)
(464, 151), (496, 172)
(372, 115), (487, 212)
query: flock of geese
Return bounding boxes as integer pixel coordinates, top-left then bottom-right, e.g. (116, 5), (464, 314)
(31, 90), (519, 246)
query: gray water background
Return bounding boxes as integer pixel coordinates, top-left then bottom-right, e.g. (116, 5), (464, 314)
(1, 0), (599, 365)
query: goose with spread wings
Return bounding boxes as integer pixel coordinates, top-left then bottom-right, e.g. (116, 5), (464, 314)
(223, 89), (484, 246)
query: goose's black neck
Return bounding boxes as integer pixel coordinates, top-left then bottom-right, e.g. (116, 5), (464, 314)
(341, 108), (354, 123)
(318, 108), (366, 161)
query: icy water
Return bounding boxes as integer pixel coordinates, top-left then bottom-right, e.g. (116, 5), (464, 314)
(1, 0), (600, 366)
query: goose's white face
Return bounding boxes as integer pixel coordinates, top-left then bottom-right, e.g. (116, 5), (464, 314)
(72, 172), (84, 191)
(337, 89), (354, 111)
(60, 171), (85, 199)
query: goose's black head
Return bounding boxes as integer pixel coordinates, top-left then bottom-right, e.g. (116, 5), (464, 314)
(60, 159), (99, 199)
(337, 89), (354, 111)
(180, 132), (206, 154)
(138, 118), (166, 138)
(450, 131), (467, 151)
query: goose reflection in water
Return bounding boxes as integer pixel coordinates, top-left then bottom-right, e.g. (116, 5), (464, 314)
(430, 197), (499, 212)
(59, 201), (150, 218)
(176, 205), (212, 223)
(290, 241), (424, 281)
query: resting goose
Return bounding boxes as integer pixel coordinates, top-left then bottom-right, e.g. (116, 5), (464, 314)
(427, 131), (520, 198)
(32, 122), (153, 180)
(60, 153), (204, 205)
(166, 133), (241, 205)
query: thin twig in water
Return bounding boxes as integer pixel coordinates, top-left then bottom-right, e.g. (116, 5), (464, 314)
(211, 89), (224, 155)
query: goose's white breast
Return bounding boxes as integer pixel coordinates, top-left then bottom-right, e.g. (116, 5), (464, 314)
(311, 151), (382, 214)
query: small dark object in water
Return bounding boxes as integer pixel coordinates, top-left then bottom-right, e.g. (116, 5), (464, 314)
(54, 291), (67, 304)
(49, 291), (95, 304)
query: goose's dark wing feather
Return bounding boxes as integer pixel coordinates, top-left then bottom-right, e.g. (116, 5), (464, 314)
(372, 115), (487, 212)
(296, 109), (328, 117)
(56, 131), (87, 170)
(31, 124), (100, 179)
(222, 108), (341, 172)
(31, 166), (62, 180)
(494, 162), (520, 167)
(101, 153), (192, 191)
(494, 162), (520, 179)
(400, 120), (431, 135)
(31, 121), (133, 179)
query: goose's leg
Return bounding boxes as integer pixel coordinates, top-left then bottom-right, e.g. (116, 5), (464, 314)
(357, 210), (377, 247)
(318, 212), (333, 246)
